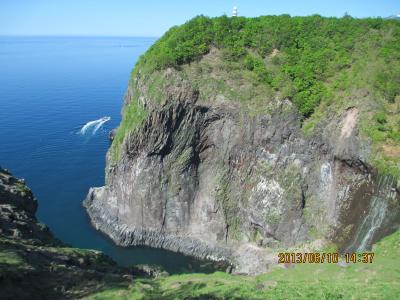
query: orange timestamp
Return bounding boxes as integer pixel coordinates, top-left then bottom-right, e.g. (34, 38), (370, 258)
(278, 252), (375, 264)
(344, 252), (374, 263)
(278, 252), (339, 264)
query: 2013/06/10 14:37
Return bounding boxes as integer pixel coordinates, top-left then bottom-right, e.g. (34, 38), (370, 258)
(278, 252), (375, 264)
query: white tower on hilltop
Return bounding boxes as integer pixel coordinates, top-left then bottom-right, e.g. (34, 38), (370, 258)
(232, 6), (238, 17)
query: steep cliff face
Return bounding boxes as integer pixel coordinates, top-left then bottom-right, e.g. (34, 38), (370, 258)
(85, 68), (399, 274)
(85, 16), (400, 274)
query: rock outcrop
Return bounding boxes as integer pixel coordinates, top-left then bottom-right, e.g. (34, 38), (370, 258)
(85, 51), (400, 275)
(0, 168), (133, 299)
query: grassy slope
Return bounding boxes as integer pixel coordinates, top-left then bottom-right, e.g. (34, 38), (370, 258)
(0, 236), (130, 299)
(87, 231), (400, 299)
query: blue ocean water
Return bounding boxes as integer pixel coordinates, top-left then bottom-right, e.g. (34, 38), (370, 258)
(0, 36), (214, 273)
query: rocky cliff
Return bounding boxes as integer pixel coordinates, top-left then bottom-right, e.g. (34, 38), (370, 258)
(84, 16), (400, 274)
(0, 168), (134, 299)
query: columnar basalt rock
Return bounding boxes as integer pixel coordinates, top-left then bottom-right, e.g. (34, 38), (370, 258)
(84, 66), (400, 274)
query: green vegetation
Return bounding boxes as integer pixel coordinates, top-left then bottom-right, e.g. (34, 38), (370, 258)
(86, 230), (400, 299)
(0, 249), (25, 268)
(359, 95), (400, 178)
(115, 14), (400, 176)
(110, 91), (148, 161)
(135, 15), (399, 118)
(0, 236), (130, 299)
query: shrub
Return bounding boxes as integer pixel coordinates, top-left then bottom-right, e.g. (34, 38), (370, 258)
(133, 15), (400, 120)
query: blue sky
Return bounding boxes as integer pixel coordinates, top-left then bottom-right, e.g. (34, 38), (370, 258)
(0, 0), (398, 36)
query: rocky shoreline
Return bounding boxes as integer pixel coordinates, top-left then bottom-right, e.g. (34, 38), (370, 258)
(84, 187), (233, 263)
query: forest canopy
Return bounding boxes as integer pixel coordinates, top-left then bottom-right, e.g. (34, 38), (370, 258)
(136, 15), (400, 118)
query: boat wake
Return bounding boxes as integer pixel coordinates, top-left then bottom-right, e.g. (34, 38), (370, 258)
(79, 117), (111, 135)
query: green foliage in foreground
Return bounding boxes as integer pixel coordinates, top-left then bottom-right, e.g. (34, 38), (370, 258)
(136, 15), (400, 117)
(86, 231), (400, 300)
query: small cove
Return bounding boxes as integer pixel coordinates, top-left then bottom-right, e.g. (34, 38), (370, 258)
(0, 36), (219, 274)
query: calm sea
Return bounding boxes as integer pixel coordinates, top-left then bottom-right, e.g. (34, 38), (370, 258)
(0, 36), (214, 273)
